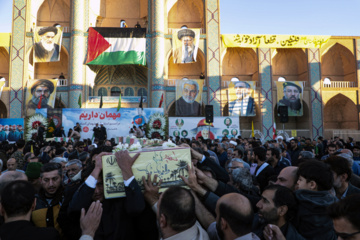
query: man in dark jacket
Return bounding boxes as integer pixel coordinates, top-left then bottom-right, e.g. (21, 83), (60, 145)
(287, 139), (301, 166)
(253, 147), (275, 192)
(253, 185), (305, 240)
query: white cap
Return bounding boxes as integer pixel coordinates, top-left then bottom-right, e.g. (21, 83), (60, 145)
(229, 140), (237, 146)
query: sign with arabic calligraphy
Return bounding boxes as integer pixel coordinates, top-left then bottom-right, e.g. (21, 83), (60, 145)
(62, 108), (163, 140)
(222, 34), (331, 49)
(102, 146), (191, 198)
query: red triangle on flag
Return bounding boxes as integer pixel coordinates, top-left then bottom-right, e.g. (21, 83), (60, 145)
(85, 27), (111, 64)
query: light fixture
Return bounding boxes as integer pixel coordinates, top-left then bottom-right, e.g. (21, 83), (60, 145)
(323, 77), (331, 85)
(231, 77), (239, 82)
(278, 77), (286, 82)
(181, 25), (188, 29)
(182, 77), (189, 81)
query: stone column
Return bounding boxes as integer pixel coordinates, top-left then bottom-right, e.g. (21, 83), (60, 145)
(150, 0), (165, 108)
(9, 0), (27, 117)
(69, 0), (86, 108)
(259, 48), (274, 140)
(206, 0), (221, 116)
(308, 48), (323, 139)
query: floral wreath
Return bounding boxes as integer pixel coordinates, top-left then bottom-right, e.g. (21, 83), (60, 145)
(147, 113), (167, 139)
(25, 114), (48, 141)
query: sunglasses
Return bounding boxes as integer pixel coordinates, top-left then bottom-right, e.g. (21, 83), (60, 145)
(335, 231), (360, 240)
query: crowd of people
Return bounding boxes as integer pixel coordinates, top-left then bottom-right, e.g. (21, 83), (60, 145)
(0, 132), (359, 240)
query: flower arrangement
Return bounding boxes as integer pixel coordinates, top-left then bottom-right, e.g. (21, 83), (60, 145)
(162, 139), (176, 148)
(25, 114), (48, 141)
(147, 113), (167, 139)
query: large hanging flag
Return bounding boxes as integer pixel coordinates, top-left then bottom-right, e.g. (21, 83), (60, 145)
(117, 91), (122, 111)
(159, 93), (164, 108)
(86, 27), (146, 66)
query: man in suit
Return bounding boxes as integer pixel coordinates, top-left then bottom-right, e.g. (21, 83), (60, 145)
(34, 26), (60, 62)
(175, 79), (201, 116)
(229, 80), (255, 116)
(173, 28), (196, 64)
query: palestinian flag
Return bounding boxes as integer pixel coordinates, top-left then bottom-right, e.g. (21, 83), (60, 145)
(86, 27), (146, 65)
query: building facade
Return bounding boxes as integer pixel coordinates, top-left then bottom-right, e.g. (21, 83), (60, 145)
(0, 0), (359, 140)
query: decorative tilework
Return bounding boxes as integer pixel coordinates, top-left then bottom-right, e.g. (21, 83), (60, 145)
(10, 0), (26, 118)
(206, 0), (221, 116)
(259, 48), (273, 140)
(309, 48), (323, 139)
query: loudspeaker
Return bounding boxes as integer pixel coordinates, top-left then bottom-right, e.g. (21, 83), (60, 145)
(205, 105), (213, 123)
(278, 106), (288, 123)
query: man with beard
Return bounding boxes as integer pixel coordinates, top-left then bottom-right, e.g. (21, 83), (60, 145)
(0, 125), (7, 142)
(8, 124), (21, 141)
(26, 79), (55, 116)
(278, 82), (302, 116)
(34, 26), (60, 62)
(229, 80), (255, 116)
(173, 28), (196, 63)
(175, 80), (201, 116)
(254, 185), (305, 239)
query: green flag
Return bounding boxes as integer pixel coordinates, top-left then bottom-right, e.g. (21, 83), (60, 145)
(78, 94), (82, 108)
(117, 91), (122, 111)
(100, 93), (103, 108)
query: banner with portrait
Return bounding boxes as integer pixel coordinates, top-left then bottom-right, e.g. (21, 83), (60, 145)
(34, 26), (63, 62)
(172, 28), (200, 64)
(62, 108), (164, 140)
(277, 81), (304, 117)
(175, 79), (203, 116)
(25, 79), (58, 117)
(0, 118), (24, 142)
(228, 81), (256, 117)
(169, 117), (240, 140)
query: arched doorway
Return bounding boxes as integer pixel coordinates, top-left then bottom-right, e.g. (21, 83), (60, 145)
(37, 0), (70, 31)
(168, 0), (204, 30)
(324, 94), (358, 129)
(321, 43), (356, 82)
(272, 48), (308, 82)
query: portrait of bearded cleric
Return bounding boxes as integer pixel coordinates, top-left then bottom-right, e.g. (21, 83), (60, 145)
(277, 81), (303, 116)
(25, 79), (58, 117)
(34, 26), (63, 62)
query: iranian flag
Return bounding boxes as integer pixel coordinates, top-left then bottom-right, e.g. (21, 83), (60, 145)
(86, 27), (146, 65)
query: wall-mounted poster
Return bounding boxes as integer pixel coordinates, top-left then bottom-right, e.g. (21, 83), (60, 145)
(172, 28), (200, 64)
(277, 81), (304, 116)
(169, 117), (240, 140)
(228, 80), (256, 117)
(175, 79), (203, 116)
(0, 118), (24, 142)
(34, 26), (63, 62)
(25, 79), (58, 117)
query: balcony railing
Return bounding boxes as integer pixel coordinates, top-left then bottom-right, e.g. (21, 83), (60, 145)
(322, 81), (357, 88)
(57, 79), (68, 86)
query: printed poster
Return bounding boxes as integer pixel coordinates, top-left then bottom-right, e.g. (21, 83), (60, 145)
(228, 81), (256, 117)
(34, 26), (63, 62)
(102, 147), (191, 198)
(277, 81), (304, 116)
(0, 118), (24, 142)
(62, 108), (163, 140)
(25, 79), (58, 117)
(175, 79), (203, 116)
(172, 28), (200, 64)
(169, 117), (240, 140)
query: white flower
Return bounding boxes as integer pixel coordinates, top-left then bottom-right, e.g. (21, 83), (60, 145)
(129, 142), (142, 151)
(162, 139), (176, 148)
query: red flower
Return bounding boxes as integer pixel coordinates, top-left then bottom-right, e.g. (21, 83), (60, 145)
(32, 121), (41, 129)
(153, 120), (162, 129)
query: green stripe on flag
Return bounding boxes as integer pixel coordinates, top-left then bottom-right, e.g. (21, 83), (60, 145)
(87, 51), (146, 66)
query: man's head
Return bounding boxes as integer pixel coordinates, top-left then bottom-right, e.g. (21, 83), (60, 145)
(7, 158), (17, 171)
(177, 28), (195, 50)
(328, 194), (360, 240)
(266, 148), (280, 161)
(275, 166), (298, 190)
(253, 147), (267, 163)
(181, 80), (199, 104)
(325, 156), (352, 190)
(297, 160), (333, 191)
(40, 163), (63, 197)
(234, 81), (251, 100)
(283, 82), (301, 103)
(353, 146), (360, 157)
(75, 141), (85, 153)
(216, 193), (253, 239)
(256, 185), (297, 224)
(158, 186), (196, 237)
(290, 139), (298, 149)
(327, 143), (337, 155)
(0, 171), (28, 195)
(38, 26), (58, 51)
(0, 180), (36, 219)
(30, 79), (55, 107)
(65, 159), (82, 179)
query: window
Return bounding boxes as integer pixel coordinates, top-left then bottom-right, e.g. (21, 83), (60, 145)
(98, 87), (107, 96)
(137, 88), (147, 97)
(125, 87), (134, 96)
(111, 87), (121, 96)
